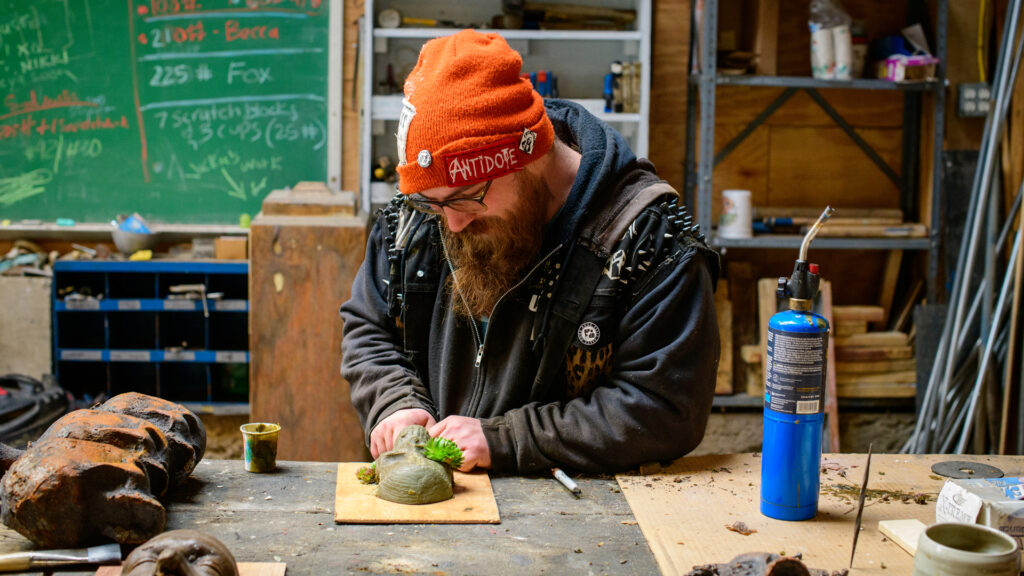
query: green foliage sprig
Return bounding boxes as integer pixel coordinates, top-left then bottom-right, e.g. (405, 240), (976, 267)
(356, 463), (378, 484)
(422, 437), (464, 470)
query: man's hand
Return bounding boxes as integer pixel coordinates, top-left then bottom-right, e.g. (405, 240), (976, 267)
(429, 416), (491, 472)
(370, 408), (436, 459)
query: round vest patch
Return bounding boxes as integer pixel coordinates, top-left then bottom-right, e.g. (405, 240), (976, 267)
(577, 322), (601, 346)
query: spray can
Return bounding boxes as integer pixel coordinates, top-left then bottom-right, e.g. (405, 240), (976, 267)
(761, 206), (835, 521)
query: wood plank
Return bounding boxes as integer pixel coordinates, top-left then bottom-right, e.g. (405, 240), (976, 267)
(878, 519), (925, 556)
(877, 249), (903, 329)
(754, 207), (904, 220)
(716, 285), (734, 394)
(98, 564), (286, 576)
(834, 306), (884, 324)
(768, 127), (902, 209)
(892, 278), (924, 334)
(650, 0), (690, 190)
(618, 453), (1024, 576)
(250, 210), (370, 462)
(836, 383), (917, 398)
(750, 0), (778, 75)
(836, 346), (913, 361)
(730, 262), (758, 390)
(836, 370), (917, 386)
(814, 224), (927, 238)
(835, 331), (908, 348)
(740, 343), (762, 364)
(335, 463), (500, 524)
(820, 280), (840, 453)
(835, 359), (916, 374)
(834, 321), (868, 337)
(752, 277), (779, 396)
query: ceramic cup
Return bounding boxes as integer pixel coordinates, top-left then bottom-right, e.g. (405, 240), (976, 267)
(240, 422), (281, 473)
(912, 522), (1020, 576)
(719, 189), (753, 239)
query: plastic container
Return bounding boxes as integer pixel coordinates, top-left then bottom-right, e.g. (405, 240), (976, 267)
(240, 422), (281, 473)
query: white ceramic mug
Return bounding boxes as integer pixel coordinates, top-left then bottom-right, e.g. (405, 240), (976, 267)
(719, 189), (752, 239)
(913, 522), (1020, 576)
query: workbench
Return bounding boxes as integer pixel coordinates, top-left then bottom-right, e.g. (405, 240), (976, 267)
(0, 460), (659, 575)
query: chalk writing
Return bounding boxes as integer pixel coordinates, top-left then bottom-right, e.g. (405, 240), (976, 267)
(1, 90), (98, 120)
(146, 21), (207, 47)
(148, 0), (202, 17)
(23, 137), (103, 173)
(150, 100), (322, 151)
(221, 168), (267, 200)
(0, 169), (52, 207)
(225, 20), (279, 42)
(149, 63), (214, 87)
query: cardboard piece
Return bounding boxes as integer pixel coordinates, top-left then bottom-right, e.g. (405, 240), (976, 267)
(936, 477), (1024, 549)
(98, 563), (285, 576)
(214, 236), (248, 260)
(616, 453), (1024, 576)
(334, 463), (500, 524)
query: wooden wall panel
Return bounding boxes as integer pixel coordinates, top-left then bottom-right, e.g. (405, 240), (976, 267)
(650, 0), (690, 191)
(342, 0), (363, 195)
(711, 125), (769, 223)
(715, 87), (904, 127)
(767, 126), (902, 208)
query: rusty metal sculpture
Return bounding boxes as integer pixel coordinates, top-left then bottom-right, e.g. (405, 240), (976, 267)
(122, 529), (239, 576)
(0, 393), (206, 548)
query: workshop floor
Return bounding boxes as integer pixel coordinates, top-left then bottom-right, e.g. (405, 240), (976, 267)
(199, 411), (916, 462)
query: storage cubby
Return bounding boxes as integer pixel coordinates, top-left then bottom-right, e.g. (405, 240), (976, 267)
(53, 260), (250, 413)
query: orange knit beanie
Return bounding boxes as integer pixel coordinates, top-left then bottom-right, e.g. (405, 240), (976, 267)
(395, 29), (555, 195)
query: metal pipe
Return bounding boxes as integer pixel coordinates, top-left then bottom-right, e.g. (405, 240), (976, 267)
(956, 231), (1023, 452)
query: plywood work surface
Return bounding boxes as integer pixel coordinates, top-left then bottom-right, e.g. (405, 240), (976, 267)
(335, 463), (500, 524)
(98, 564), (285, 576)
(617, 453), (1024, 576)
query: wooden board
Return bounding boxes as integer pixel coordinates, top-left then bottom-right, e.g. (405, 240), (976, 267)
(716, 285), (734, 395)
(877, 250), (904, 329)
(833, 306), (885, 323)
(837, 383), (917, 398)
(334, 463), (500, 524)
(836, 371), (916, 386)
(617, 453), (1024, 576)
(98, 564), (285, 576)
(835, 359), (916, 374)
(834, 321), (868, 337)
(250, 210), (370, 462)
(836, 346), (913, 361)
(752, 278), (778, 396)
(835, 331), (908, 348)
(748, 0), (778, 76)
(878, 519), (925, 556)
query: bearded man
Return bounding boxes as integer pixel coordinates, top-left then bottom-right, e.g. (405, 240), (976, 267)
(340, 30), (721, 474)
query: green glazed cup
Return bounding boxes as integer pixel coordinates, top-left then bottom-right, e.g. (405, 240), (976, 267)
(913, 522), (1020, 576)
(240, 422), (281, 473)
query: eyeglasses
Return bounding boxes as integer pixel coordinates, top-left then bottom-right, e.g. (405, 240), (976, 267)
(405, 180), (492, 215)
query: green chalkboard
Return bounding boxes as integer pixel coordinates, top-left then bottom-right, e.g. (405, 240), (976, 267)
(0, 0), (336, 224)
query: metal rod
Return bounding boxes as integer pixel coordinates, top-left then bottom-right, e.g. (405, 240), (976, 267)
(799, 206), (835, 262)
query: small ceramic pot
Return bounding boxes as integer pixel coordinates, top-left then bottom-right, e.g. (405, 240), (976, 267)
(913, 522), (1020, 576)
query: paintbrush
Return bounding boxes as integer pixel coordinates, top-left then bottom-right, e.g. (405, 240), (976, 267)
(0, 543), (121, 572)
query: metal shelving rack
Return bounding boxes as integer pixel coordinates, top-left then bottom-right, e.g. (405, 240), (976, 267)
(52, 260), (250, 415)
(684, 0), (948, 303)
(360, 0), (652, 212)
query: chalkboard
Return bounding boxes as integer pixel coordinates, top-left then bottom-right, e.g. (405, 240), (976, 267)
(0, 0), (339, 224)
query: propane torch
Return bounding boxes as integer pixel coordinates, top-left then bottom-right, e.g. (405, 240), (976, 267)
(760, 206), (835, 521)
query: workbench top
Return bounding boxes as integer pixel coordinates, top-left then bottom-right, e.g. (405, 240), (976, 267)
(0, 460), (658, 575)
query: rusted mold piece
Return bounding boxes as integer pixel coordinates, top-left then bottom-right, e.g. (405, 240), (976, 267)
(686, 552), (849, 576)
(36, 409), (171, 496)
(99, 392), (206, 486)
(375, 425), (454, 505)
(123, 529), (239, 576)
(1, 437), (165, 548)
(0, 393), (206, 548)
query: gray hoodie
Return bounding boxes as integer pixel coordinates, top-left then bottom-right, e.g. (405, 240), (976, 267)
(340, 100), (720, 473)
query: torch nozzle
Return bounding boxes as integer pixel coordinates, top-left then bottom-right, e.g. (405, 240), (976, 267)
(799, 206), (835, 262)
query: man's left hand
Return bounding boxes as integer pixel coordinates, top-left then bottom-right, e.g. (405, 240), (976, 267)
(428, 416), (491, 472)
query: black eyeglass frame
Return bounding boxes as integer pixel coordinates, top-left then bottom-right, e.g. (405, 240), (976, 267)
(403, 180), (492, 215)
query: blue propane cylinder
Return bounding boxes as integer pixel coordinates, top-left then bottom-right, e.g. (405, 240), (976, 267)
(761, 305), (829, 521)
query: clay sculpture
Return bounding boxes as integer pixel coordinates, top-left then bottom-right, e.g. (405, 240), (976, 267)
(122, 529), (239, 576)
(372, 425), (460, 505)
(0, 392), (206, 547)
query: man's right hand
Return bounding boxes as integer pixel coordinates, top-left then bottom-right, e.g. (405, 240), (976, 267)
(369, 408), (437, 459)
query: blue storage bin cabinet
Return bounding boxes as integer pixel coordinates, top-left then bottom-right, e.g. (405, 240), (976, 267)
(53, 260), (249, 414)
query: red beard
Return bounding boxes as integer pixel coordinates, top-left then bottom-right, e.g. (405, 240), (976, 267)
(441, 171), (550, 319)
